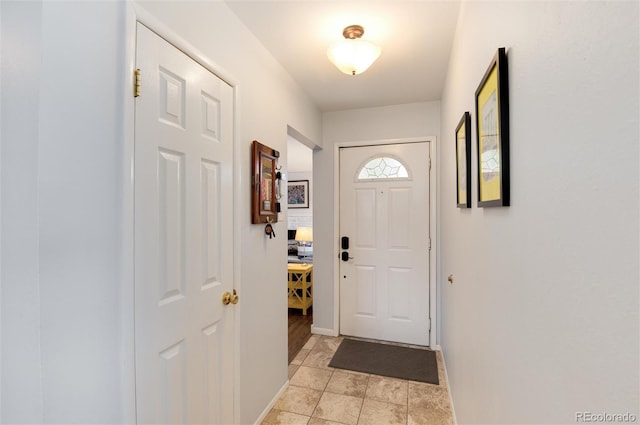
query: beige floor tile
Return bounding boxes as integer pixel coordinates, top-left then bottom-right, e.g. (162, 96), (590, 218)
(277, 337), (454, 425)
(290, 366), (333, 391)
(365, 375), (408, 406)
(274, 386), (323, 416)
(407, 403), (453, 425)
(312, 392), (363, 425)
(408, 382), (450, 411)
(357, 398), (407, 425)
(289, 364), (300, 379)
(262, 409), (310, 425)
(302, 349), (335, 370)
(312, 336), (343, 354)
(325, 369), (369, 398)
(303, 335), (321, 350)
(292, 348), (311, 365)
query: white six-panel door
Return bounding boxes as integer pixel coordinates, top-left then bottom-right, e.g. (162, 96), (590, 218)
(339, 143), (430, 346)
(134, 23), (235, 424)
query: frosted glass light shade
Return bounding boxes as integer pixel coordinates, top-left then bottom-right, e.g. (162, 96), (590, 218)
(327, 38), (381, 76)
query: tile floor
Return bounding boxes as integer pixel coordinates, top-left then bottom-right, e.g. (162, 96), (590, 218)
(262, 335), (454, 425)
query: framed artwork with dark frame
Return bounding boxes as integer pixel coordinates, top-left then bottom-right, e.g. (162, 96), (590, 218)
(475, 47), (510, 207)
(456, 111), (472, 208)
(287, 180), (309, 209)
(251, 140), (279, 224)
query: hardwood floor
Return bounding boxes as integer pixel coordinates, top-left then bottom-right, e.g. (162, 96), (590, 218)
(288, 307), (313, 363)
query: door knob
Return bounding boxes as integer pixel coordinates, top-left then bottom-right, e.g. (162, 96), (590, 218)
(341, 252), (353, 262)
(222, 289), (239, 305)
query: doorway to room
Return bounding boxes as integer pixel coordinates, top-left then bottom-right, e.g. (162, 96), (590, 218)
(286, 134), (314, 362)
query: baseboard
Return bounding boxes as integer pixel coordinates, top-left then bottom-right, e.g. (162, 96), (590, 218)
(438, 347), (458, 425)
(253, 380), (289, 425)
(310, 325), (339, 337)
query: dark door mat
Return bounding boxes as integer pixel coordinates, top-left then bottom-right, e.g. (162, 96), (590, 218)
(328, 338), (439, 385)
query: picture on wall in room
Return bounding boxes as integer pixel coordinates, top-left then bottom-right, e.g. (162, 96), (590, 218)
(287, 180), (309, 208)
(475, 47), (510, 207)
(456, 111), (472, 208)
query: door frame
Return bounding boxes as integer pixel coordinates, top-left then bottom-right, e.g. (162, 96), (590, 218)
(332, 137), (438, 348)
(121, 3), (241, 422)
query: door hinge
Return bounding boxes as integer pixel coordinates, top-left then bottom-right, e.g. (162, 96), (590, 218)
(428, 237), (431, 251)
(428, 158), (431, 171)
(134, 69), (141, 98)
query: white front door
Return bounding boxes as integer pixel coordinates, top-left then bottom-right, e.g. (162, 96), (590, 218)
(339, 143), (430, 346)
(134, 23), (235, 424)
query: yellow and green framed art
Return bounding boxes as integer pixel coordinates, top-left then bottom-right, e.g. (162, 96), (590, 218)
(475, 47), (510, 207)
(456, 112), (471, 208)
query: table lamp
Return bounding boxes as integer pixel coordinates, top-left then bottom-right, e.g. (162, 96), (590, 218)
(295, 227), (313, 259)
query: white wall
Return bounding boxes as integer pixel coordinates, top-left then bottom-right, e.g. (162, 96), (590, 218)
(439, 2), (639, 423)
(314, 101), (440, 332)
(1, 2), (46, 422)
(1, 1), (322, 423)
(2, 1), (126, 422)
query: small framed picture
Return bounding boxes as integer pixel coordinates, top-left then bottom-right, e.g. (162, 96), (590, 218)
(475, 47), (510, 207)
(456, 111), (472, 208)
(287, 180), (309, 208)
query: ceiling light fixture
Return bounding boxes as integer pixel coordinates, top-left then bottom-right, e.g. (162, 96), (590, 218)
(327, 25), (381, 76)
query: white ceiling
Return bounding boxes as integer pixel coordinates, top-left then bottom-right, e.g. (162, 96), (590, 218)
(225, 0), (461, 112)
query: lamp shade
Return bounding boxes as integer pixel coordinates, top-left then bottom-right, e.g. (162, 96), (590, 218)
(327, 39), (381, 76)
(294, 227), (313, 242)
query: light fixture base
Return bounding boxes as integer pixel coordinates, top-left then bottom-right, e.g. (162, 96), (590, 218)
(342, 25), (364, 40)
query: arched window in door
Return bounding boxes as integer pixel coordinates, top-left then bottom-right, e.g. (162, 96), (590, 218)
(356, 156), (410, 181)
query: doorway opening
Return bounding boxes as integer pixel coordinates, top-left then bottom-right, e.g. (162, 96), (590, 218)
(286, 133), (314, 362)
